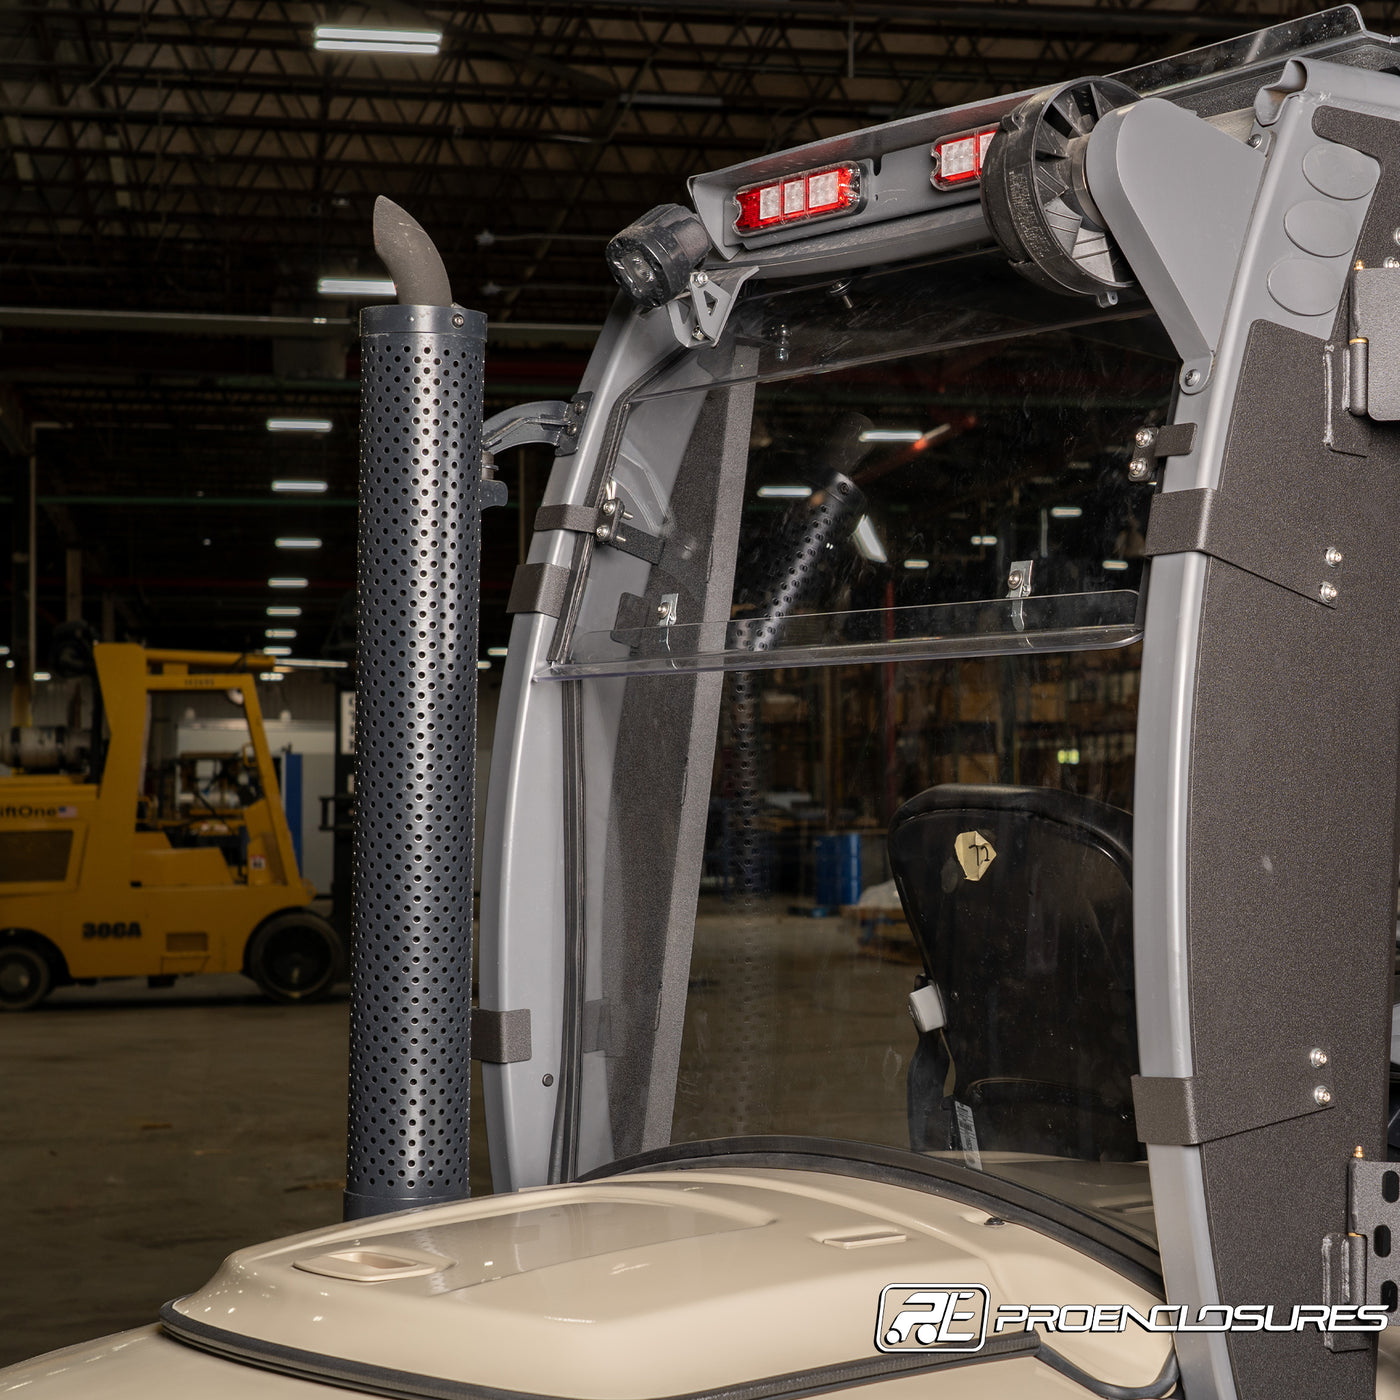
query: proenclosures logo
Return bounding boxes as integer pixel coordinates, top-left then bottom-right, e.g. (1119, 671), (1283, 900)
(874, 1286), (1388, 1354)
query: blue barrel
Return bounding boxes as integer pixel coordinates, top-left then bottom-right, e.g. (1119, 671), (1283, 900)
(815, 833), (863, 906)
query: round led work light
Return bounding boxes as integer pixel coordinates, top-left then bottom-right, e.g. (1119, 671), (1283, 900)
(605, 202), (712, 309)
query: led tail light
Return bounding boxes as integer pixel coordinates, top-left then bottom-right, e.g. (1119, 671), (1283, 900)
(931, 126), (998, 191)
(734, 163), (861, 234)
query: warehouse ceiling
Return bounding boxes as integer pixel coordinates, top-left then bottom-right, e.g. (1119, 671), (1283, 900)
(2, 0), (1394, 663)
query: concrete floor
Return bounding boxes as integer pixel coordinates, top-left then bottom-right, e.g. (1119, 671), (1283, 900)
(0, 975), (491, 1368)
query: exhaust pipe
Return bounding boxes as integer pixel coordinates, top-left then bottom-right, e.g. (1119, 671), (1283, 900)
(344, 198), (487, 1221)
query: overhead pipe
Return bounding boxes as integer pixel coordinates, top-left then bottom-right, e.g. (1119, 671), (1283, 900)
(344, 197), (487, 1221)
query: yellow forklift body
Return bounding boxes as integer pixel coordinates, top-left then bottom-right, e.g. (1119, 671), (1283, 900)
(0, 644), (314, 981)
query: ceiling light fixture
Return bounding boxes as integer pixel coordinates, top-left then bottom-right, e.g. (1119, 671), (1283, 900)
(756, 484), (813, 499)
(1051, 505), (1083, 519)
(903, 558), (930, 571)
(265, 629), (297, 640)
(859, 428), (923, 443)
(271, 479), (329, 493)
(318, 275), (396, 297)
(1103, 559), (1130, 572)
(259, 671), (285, 682)
(971, 534), (998, 547)
(266, 417), (332, 434)
(275, 537), (322, 550)
(487, 647), (509, 657)
(266, 605), (302, 617)
(312, 24), (442, 55)
(263, 646), (294, 657)
(269, 577), (309, 589)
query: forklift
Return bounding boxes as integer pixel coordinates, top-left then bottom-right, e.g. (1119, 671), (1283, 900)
(11, 7), (1400, 1399)
(0, 642), (342, 1007)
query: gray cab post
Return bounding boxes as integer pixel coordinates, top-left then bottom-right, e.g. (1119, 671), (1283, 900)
(478, 10), (1400, 1400)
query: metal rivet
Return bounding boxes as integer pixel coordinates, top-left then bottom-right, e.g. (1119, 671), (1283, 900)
(1134, 427), (1156, 447)
(1183, 368), (1202, 387)
(1326, 547), (1343, 567)
(1315, 1085), (1333, 1106)
(542, 1074), (554, 1087)
(693, 270), (709, 286)
(451, 313), (464, 327)
(1311, 1047), (1329, 1068)
(594, 524), (610, 541)
(1320, 581), (1339, 602)
(984, 1217), (1005, 1228)
(1248, 133), (1263, 148)
(1127, 456), (1153, 482)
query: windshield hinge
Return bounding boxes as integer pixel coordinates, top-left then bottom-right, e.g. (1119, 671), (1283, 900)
(483, 393), (592, 459)
(667, 265), (758, 350)
(1322, 1151), (1395, 1350)
(1007, 559), (1033, 632)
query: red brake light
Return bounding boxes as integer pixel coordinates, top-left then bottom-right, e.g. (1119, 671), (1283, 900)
(931, 127), (998, 191)
(734, 163), (861, 234)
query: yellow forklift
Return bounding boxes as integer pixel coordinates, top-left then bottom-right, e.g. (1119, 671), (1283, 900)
(0, 642), (342, 1009)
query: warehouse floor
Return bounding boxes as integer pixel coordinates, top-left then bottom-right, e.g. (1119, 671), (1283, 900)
(0, 976), (491, 1368)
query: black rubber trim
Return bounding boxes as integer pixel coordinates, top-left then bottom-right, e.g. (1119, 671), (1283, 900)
(159, 1302), (1178, 1400)
(579, 1137), (1162, 1295)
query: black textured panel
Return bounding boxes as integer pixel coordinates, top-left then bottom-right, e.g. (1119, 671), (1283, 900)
(346, 303), (486, 1220)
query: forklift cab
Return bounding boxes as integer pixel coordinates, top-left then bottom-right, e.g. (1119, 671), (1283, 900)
(16, 8), (1400, 1400)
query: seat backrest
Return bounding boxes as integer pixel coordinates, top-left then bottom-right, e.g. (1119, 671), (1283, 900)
(888, 783), (1139, 1161)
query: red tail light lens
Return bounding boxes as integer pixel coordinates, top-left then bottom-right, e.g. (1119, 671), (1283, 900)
(734, 163), (861, 234)
(931, 127), (998, 190)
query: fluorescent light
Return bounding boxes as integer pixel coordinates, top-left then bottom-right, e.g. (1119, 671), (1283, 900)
(1057, 747), (1081, 765)
(903, 558), (930, 571)
(269, 577), (308, 589)
(1051, 505), (1083, 519)
(318, 275), (396, 297)
(271, 479), (329, 493)
(971, 534), (998, 547)
(263, 646), (293, 657)
(1103, 559), (1129, 572)
(487, 647), (509, 657)
(757, 484), (812, 499)
(275, 537), (321, 550)
(265, 628), (297, 640)
(266, 418), (332, 434)
(477, 659), (492, 671)
(312, 25), (442, 55)
(852, 515), (887, 564)
(266, 605), (302, 617)
(859, 428), (923, 443)
(0, 646), (8, 656)
(32, 670), (52, 681)
(278, 657), (349, 670)
(259, 671), (285, 682)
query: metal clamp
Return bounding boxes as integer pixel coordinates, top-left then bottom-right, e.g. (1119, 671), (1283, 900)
(1127, 421), (1196, 482)
(666, 265), (758, 349)
(534, 499), (666, 566)
(1144, 486), (1344, 608)
(1007, 558), (1033, 632)
(483, 393), (591, 458)
(1321, 1152), (1400, 1347)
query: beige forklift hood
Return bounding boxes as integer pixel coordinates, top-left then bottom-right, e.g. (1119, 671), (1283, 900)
(140, 1166), (1174, 1397)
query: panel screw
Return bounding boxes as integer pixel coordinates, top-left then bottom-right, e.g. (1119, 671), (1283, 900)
(1248, 133), (1263, 148)
(1326, 547), (1343, 567)
(1127, 456), (1153, 482)
(1183, 368), (1202, 388)
(451, 313), (464, 327)
(691, 326), (707, 341)
(1320, 581), (1339, 602)
(1134, 427), (1156, 448)
(601, 498), (619, 516)
(693, 270), (709, 286)
(657, 602), (670, 617)
(1315, 1085), (1333, 1105)
(542, 1074), (554, 1087)
(1007, 569), (1024, 591)
(595, 524), (611, 541)
(1311, 1047), (1329, 1067)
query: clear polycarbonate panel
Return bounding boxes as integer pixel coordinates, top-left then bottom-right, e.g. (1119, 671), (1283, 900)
(549, 591), (1141, 680)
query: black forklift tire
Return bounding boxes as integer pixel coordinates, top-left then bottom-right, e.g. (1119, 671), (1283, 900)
(0, 942), (54, 1012)
(246, 912), (344, 1004)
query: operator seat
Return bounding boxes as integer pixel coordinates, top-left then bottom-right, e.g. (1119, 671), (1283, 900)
(888, 784), (1141, 1162)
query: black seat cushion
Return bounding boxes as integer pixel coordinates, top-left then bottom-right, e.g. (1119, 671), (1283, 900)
(888, 784), (1139, 1162)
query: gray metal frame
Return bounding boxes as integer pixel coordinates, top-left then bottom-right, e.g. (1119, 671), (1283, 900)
(479, 27), (1400, 1400)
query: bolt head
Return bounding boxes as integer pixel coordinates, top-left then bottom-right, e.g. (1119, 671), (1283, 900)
(1320, 581), (1339, 602)
(691, 326), (706, 341)
(1248, 132), (1263, 148)
(1127, 457), (1153, 482)
(451, 313), (465, 328)
(693, 270), (709, 286)
(1007, 570), (1024, 590)
(601, 498), (618, 515)
(1326, 546), (1343, 567)
(594, 524), (610, 541)
(1314, 1085), (1333, 1106)
(1183, 368), (1202, 388)
(1310, 1047), (1329, 1068)
(1134, 427), (1156, 448)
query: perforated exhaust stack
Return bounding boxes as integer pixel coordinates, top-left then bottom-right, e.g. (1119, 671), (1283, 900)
(344, 198), (487, 1221)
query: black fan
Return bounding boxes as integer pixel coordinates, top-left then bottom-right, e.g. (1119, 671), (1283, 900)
(981, 78), (1139, 303)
